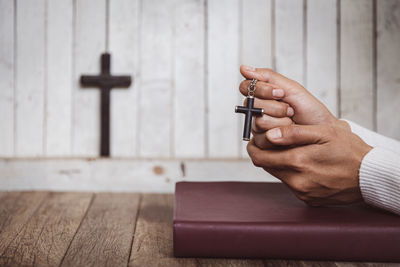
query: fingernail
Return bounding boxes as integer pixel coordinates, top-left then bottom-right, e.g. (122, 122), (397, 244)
(242, 65), (256, 72)
(272, 89), (284, 98)
(287, 107), (294, 117)
(267, 128), (282, 140)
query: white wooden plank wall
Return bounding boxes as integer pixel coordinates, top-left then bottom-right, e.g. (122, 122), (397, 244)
(73, 0), (106, 156)
(0, 0), (400, 160)
(340, 0), (374, 129)
(174, 0), (205, 158)
(46, 0), (73, 156)
(15, 0), (46, 156)
(306, 0), (338, 116)
(0, 158), (277, 192)
(207, 0), (240, 158)
(275, 0), (304, 85)
(0, 0), (14, 157)
(139, 0), (173, 157)
(377, 0), (400, 140)
(109, 0), (139, 157)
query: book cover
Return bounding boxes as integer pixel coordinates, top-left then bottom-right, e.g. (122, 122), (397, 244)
(173, 182), (400, 261)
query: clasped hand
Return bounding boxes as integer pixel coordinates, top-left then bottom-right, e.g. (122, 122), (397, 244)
(239, 65), (372, 206)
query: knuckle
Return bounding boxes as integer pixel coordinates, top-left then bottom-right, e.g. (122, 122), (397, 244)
(327, 124), (339, 137)
(239, 80), (249, 94)
(246, 142), (253, 155)
(259, 83), (272, 98)
(261, 68), (274, 76)
(284, 117), (294, 126)
(286, 124), (299, 136)
(277, 103), (289, 116)
(251, 152), (263, 167)
(240, 80), (248, 89)
(286, 151), (305, 169)
(259, 68), (274, 82)
(290, 180), (308, 194)
(255, 117), (267, 130)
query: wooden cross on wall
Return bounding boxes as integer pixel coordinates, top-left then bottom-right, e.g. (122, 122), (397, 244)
(80, 53), (132, 157)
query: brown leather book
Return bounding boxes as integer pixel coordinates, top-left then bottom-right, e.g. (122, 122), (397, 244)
(173, 182), (400, 261)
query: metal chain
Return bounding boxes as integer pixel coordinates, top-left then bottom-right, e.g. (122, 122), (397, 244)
(247, 79), (257, 97)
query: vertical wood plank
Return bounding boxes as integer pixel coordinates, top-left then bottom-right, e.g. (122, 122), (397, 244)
(0, 192), (92, 267)
(139, 0), (173, 157)
(15, 0), (46, 156)
(45, 0), (73, 156)
(0, 192), (47, 254)
(241, 0), (272, 68)
(61, 193), (139, 267)
(109, 0), (139, 157)
(377, 0), (400, 140)
(208, 0), (240, 158)
(73, 0), (106, 156)
(307, 0), (338, 116)
(240, 0), (273, 157)
(174, 0), (206, 158)
(0, 0), (14, 157)
(340, 0), (374, 129)
(275, 0), (304, 85)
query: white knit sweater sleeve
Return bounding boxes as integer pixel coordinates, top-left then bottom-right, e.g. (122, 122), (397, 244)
(343, 120), (400, 215)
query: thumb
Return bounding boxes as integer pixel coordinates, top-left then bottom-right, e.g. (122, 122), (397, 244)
(266, 125), (327, 146)
(240, 65), (295, 89)
(240, 65), (268, 81)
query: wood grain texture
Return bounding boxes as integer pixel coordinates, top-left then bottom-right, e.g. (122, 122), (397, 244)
(0, 192), (391, 266)
(130, 194), (273, 267)
(129, 194), (192, 266)
(45, 0), (73, 156)
(0, 158), (276, 192)
(0, 0), (14, 157)
(174, 0), (206, 158)
(376, 0), (400, 140)
(1, 0), (399, 158)
(307, 0), (338, 116)
(72, 0), (106, 156)
(0, 192), (47, 254)
(109, 0), (139, 157)
(275, 0), (304, 85)
(340, 0), (374, 129)
(139, 0), (173, 157)
(61, 193), (140, 267)
(15, 0), (46, 156)
(0, 192), (92, 266)
(208, 0), (241, 158)
(335, 263), (399, 267)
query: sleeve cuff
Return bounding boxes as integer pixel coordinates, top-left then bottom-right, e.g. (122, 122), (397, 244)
(359, 147), (400, 215)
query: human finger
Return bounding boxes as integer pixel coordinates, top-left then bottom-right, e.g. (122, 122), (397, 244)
(239, 79), (284, 100)
(254, 114), (293, 132)
(266, 124), (329, 146)
(246, 139), (293, 169)
(240, 65), (299, 90)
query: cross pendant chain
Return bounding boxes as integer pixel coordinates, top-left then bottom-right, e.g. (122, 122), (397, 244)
(235, 79), (264, 141)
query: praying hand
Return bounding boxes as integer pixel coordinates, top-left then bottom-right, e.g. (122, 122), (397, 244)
(238, 66), (400, 215)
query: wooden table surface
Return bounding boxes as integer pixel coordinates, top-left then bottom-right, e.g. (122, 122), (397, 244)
(0, 192), (397, 267)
